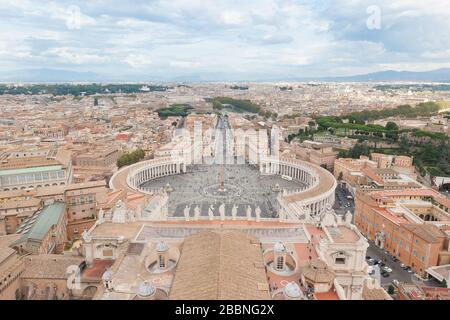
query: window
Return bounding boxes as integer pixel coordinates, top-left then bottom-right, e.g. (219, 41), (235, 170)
(276, 256), (284, 270)
(159, 255), (165, 269)
(335, 257), (346, 264)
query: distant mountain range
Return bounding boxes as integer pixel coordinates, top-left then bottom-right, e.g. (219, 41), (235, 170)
(311, 68), (450, 82)
(1, 67), (450, 83)
(0, 68), (101, 83)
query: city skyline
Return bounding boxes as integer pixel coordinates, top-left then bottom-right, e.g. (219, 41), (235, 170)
(1, 0), (450, 81)
(0, 0), (449, 304)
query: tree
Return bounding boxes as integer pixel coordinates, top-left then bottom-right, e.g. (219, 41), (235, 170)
(387, 285), (395, 295)
(347, 143), (370, 159)
(117, 149), (145, 168)
(338, 172), (343, 181)
(385, 121), (399, 131)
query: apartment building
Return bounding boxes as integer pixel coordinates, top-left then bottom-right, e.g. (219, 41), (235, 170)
(296, 140), (338, 171)
(0, 148), (73, 192)
(0, 235), (25, 300)
(0, 181), (108, 239)
(64, 181), (109, 239)
(0, 198), (42, 236)
(13, 202), (67, 255)
(334, 153), (418, 195)
(354, 188), (450, 277)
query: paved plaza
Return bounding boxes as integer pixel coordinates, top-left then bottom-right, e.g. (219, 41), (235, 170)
(140, 163), (306, 218)
(141, 114), (305, 218)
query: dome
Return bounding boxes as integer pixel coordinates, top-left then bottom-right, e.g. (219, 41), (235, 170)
(102, 270), (113, 282)
(137, 280), (156, 297)
(273, 241), (285, 253)
(302, 259), (335, 284)
(284, 282), (302, 299)
(156, 241), (169, 252)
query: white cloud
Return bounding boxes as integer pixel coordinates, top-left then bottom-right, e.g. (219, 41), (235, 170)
(170, 60), (201, 68)
(221, 10), (246, 25)
(43, 47), (109, 64)
(0, 0), (449, 79)
(123, 54), (153, 68)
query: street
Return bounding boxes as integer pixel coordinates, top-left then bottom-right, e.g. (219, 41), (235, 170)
(333, 184), (355, 216)
(365, 240), (442, 289)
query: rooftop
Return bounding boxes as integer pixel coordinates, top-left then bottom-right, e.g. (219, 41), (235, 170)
(302, 259), (335, 283)
(401, 224), (446, 243)
(169, 230), (270, 300)
(15, 202), (65, 243)
(325, 226), (360, 243)
(22, 254), (84, 279)
(0, 164), (62, 177)
(373, 207), (409, 225)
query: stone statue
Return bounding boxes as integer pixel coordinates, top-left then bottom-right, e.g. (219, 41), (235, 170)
(304, 207), (312, 223)
(219, 203), (226, 221)
(208, 204), (215, 220)
(344, 211), (353, 224)
(322, 211), (337, 227)
(231, 204), (238, 220)
(98, 208), (105, 221)
(246, 205), (252, 220)
(81, 230), (90, 242)
(255, 206), (261, 221)
(112, 200), (126, 223)
(194, 205), (201, 220)
(183, 205), (190, 221)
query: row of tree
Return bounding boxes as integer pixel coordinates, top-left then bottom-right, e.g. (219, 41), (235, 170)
(0, 84), (169, 96)
(156, 104), (193, 119)
(344, 102), (442, 124)
(117, 149), (146, 168)
(340, 138), (450, 177)
(210, 97), (261, 113)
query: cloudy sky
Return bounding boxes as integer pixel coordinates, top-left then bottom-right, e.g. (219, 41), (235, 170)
(1, 0), (450, 81)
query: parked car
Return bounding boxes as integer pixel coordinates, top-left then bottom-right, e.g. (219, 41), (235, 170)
(400, 263), (406, 269)
(391, 256), (399, 262)
(382, 266), (393, 273)
(367, 266), (375, 275)
(382, 272), (390, 278)
(392, 280), (400, 287)
(366, 256), (371, 260)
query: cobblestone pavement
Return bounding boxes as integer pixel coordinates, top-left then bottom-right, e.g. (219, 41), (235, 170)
(141, 163), (306, 218)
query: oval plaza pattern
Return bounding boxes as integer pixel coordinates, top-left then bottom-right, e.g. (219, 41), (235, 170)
(110, 153), (337, 222)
